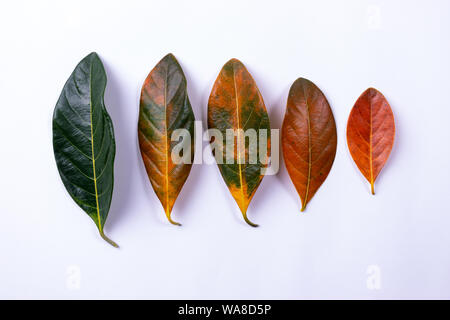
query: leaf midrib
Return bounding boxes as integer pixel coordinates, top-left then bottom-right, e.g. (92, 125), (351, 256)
(302, 85), (312, 210)
(232, 66), (245, 212)
(88, 61), (102, 232)
(164, 66), (170, 217)
(369, 94), (374, 192)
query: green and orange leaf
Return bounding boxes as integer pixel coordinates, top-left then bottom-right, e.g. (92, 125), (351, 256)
(208, 59), (270, 227)
(138, 53), (195, 225)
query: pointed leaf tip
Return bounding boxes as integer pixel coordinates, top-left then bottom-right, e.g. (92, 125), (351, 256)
(86, 52), (99, 60)
(225, 58), (244, 68)
(294, 77), (312, 86)
(163, 52), (177, 62)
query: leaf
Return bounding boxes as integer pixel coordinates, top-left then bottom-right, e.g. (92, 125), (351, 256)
(282, 78), (337, 211)
(207, 59), (270, 227)
(52, 52), (118, 247)
(346, 88), (395, 194)
(138, 53), (195, 226)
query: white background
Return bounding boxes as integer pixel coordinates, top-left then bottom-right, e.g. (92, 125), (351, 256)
(1, 0), (449, 299)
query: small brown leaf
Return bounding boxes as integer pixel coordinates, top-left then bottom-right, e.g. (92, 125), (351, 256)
(346, 88), (395, 194)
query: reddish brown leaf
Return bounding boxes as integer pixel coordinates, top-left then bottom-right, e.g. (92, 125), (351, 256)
(282, 78), (337, 211)
(346, 88), (395, 194)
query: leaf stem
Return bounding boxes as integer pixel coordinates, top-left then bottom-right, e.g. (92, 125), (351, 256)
(99, 231), (119, 248)
(243, 213), (258, 228)
(167, 213), (182, 226)
(371, 181), (375, 195)
(301, 202), (307, 212)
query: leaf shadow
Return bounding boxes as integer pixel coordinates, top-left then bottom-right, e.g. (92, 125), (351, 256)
(102, 59), (134, 232)
(162, 56), (210, 224)
(268, 85), (301, 211)
(343, 126), (370, 192)
(135, 129), (163, 225)
(134, 61), (172, 226)
(170, 164), (204, 225)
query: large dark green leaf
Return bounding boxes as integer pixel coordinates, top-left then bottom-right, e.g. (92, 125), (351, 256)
(138, 53), (195, 226)
(52, 52), (118, 247)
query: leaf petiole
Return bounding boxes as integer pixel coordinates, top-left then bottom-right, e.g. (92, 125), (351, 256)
(99, 231), (119, 248)
(243, 213), (258, 228)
